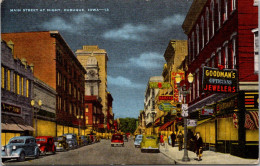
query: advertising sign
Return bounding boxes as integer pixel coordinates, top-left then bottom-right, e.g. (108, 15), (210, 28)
(149, 82), (171, 89)
(201, 108), (214, 115)
(158, 103), (176, 112)
(1, 103), (21, 114)
(159, 95), (173, 101)
(181, 110), (188, 117)
(171, 71), (185, 102)
(187, 119), (197, 126)
(202, 67), (238, 93)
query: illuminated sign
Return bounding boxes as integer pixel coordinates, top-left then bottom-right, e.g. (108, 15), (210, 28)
(158, 103), (176, 112)
(202, 67), (238, 93)
(171, 71), (185, 102)
(159, 95), (173, 101)
(1, 103), (21, 114)
(149, 82), (171, 89)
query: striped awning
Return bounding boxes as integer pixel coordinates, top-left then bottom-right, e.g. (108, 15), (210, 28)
(159, 121), (174, 131)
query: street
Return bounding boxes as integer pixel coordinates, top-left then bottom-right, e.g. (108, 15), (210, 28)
(3, 138), (175, 165)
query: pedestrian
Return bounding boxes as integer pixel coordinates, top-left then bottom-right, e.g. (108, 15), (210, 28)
(194, 132), (203, 161)
(170, 132), (176, 147)
(160, 134), (164, 145)
(177, 132), (183, 151)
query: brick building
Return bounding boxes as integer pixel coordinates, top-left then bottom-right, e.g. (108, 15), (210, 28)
(182, 0), (258, 158)
(2, 31), (86, 135)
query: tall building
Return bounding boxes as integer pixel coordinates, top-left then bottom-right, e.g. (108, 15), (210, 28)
(182, 0), (258, 158)
(2, 31), (86, 136)
(1, 40), (34, 145)
(76, 45), (108, 130)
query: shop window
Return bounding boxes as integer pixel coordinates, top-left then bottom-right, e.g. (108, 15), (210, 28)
(1, 67), (5, 89)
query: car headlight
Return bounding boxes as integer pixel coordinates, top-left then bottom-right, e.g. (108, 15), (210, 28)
(2, 146), (5, 151)
(12, 146), (16, 150)
(37, 144), (41, 147)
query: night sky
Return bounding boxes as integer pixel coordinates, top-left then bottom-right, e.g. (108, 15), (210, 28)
(1, 0), (192, 118)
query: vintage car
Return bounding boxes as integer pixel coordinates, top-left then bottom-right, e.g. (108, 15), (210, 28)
(63, 133), (78, 149)
(111, 134), (124, 147)
(134, 134), (143, 148)
(54, 136), (69, 151)
(80, 136), (88, 146)
(2, 136), (40, 162)
(140, 135), (159, 153)
(36, 136), (56, 155)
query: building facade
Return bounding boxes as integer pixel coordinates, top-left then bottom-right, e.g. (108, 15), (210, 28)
(107, 92), (114, 132)
(2, 31), (86, 136)
(1, 40), (34, 145)
(76, 45), (108, 130)
(182, 0), (258, 158)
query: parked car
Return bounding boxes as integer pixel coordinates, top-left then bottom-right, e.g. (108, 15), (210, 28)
(80, 136), (88, 146)
(54, 136), (69, 151)
(140, 135), (159, 153)
(111, 134), (124, 147)
(36, 136), (56, 155)
(63, 133), (78, 149)
(2, 136), (40, 162)
(134, 134), (143, 148)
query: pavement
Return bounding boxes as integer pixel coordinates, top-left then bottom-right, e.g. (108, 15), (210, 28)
(159, 143), (259, 165)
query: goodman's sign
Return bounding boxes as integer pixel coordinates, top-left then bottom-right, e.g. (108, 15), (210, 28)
(202, 66), (238, 93)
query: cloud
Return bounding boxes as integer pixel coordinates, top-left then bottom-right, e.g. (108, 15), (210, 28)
(108, 76), (144, 89)
(128, 52), (164, 69)
(41, 13), (108, 34)
(103, 14), (185, 41)
(103, 24), (156, 41)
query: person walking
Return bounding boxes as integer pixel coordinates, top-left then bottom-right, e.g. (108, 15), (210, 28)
(170, 132), (176, 147)
(194, 132), (203, 161)
(177, 132), (183, 151)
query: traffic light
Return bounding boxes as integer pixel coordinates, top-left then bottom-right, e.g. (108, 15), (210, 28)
(176, 102), (182, 117)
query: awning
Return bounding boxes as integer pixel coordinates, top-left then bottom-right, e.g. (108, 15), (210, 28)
(17, 124), (35, 131)
(2, 123), (24, 131)
(2, 114), (34, 131)
(159, 121), (174, 131)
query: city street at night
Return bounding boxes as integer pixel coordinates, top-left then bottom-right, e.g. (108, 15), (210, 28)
(3, 139), (175, 165)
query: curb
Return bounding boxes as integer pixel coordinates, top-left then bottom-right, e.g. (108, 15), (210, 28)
(159, 148), (179, 165)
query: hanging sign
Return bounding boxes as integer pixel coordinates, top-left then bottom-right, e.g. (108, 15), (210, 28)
(158, 103), (176, 112)
(187, 119), (197, 126)
(149, 82), (171, 89)
(159, 95), (173, 101)
(201, 108), (214, 115)
(202, 67), (238, 93)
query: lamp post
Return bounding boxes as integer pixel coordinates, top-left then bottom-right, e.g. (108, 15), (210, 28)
(77, 115), (83, 136)
(175, 73), (194, 162)
(31, 99), (42, 137)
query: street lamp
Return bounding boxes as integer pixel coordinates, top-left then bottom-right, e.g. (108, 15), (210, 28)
(77, 115), (83, 136)
(31, 99), (42, 137)
(175, 73), (194, 162)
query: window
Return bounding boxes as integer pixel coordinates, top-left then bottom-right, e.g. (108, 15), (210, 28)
(17, 74), (20, 95)
(232, 38), (237, 69)
(232, 0), (236, 10)
(196, 24), (199, 55)
(69, 82), (72, 94)
(252, 29), (259, 72)
(63, 99), (66, 112)
(69, 103), (72, 114)
(206, 8), (209, 42)
(211, 54), (215, 68)
(86, 116), (89, 124)
(13, 73), (16, 93)
(224, 0), (228, 21)
(1, 67), (5, 89)
(218, 49), (222, 65)
(201, 17), (205, 49)
(224, 44), (229, 68)
(21, 77), (24, 96)
(196, 70), (200, 98)
(90, 86), (94, 96)
(211, 0), (215, 37)
(26, 80), (29, 97)
(217, 0), (221, 28)
(192, 32), (195, 60)
(7, 70), (10, 91)
(85, 106), (89, 113)
(188, 38), (191, 62)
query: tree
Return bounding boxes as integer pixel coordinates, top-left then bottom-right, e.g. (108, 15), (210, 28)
(119, 117), (138, 134)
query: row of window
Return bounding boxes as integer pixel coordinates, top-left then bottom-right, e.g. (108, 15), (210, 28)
(189, 0), (236, 61)
(1, 67), (30, 97)
(189, 34), (237, 101)
(57, 96), (83, 117)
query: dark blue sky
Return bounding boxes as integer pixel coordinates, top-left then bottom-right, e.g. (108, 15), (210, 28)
(1, 0), (192, 118)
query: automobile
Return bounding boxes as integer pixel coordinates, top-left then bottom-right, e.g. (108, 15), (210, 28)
(123, 134), (128, 142)
(134, 134), (143, 148)
(80, 136), (88, 146)
(111, 134), (124, 147)
(140, 135), (159, 153)
(76, 135), (83, 147)
(2, 136), (40, 162)
(63, 133), (78, 149)
(36, 136), (56, 155)
(54, 136), (69, 151)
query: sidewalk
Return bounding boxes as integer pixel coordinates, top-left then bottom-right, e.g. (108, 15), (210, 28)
(159, 143), (259, 165)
